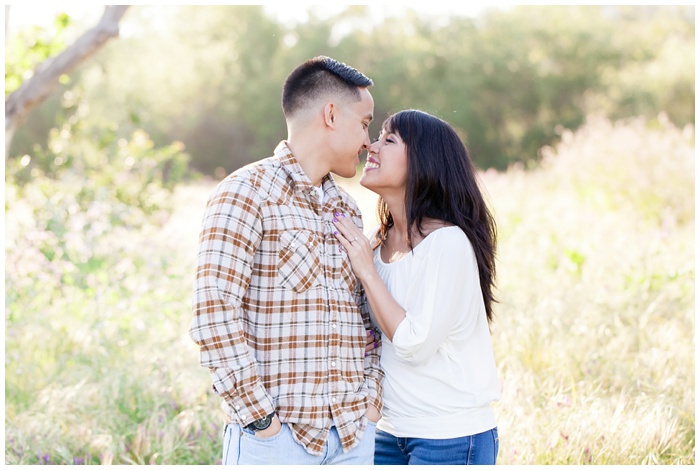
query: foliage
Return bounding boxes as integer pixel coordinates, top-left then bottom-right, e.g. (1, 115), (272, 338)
(7, 5), (693, 173)
(54, 5), (289, 178)
(7, 103), (191, 216)
(5, 119), (204, 464)
(587, 6), (695, 127)
(4, 13), (71, 97)
(5, 112), (694, 464)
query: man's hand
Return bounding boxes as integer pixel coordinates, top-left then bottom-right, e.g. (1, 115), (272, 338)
(254, 415), (283, 438)
(365, 405), (381, 423)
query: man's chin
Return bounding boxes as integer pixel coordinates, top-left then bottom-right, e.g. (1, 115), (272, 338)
(337, 170), (357, 179)
(335, 168), (358, 179)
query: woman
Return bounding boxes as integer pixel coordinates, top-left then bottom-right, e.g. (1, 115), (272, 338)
(333, 109), (500, 465)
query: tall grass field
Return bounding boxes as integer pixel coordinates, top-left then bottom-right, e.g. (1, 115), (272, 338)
(5, 115), (694, 464)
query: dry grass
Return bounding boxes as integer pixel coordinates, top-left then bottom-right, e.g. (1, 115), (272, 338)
(5, 114), (694, 464)
(338, 114), (695, 464)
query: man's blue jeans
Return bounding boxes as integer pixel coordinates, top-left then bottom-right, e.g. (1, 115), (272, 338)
(374, 427), (499, 465)
(222, 420), (376, 465)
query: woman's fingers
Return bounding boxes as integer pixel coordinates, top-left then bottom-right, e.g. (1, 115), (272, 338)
(333, 213), (363, 244)
(333, 213), (375, 281)
(365, 329), (379, 354)
(333, 214), (356, 243)
(333, 222), (351, 248)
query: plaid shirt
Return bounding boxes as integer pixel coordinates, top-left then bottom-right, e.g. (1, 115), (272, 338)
(189, 141), (383, 456)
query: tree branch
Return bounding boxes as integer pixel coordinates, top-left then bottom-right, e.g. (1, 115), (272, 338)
(5, 5), (130, 156)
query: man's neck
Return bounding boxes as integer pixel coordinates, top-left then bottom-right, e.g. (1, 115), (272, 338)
(286, 132), (328, 187)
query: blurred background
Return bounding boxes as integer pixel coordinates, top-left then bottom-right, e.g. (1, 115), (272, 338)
(4, 4), (695, 465)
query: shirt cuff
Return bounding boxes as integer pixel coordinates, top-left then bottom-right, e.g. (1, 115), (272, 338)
(224, 383), (275, 427)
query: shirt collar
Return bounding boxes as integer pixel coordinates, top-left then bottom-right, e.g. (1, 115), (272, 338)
(274, 141), (341, 203)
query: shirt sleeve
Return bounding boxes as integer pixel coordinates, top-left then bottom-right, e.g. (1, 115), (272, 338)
(358, 282), (384, 413)
(188, 177), (274, 426)
(391, 229), (481, 365)
(353, 218), (384, 413)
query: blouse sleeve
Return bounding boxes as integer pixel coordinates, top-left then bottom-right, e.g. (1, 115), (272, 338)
(391, 229), (481, 364)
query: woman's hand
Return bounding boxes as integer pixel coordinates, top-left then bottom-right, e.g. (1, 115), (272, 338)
(365, 328), (379, 356)
(334, 213), (406, 342)
(333, 213), (376, 283)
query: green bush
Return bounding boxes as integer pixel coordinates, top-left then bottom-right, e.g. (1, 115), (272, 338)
(5, 123), (215, 464)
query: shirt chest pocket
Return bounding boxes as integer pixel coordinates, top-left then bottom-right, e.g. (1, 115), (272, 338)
(277, 230), (322, 293)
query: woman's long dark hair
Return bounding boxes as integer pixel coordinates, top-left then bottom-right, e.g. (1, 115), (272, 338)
(374, 109), (498, 324)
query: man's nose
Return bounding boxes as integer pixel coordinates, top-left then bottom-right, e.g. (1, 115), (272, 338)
(362, 133), (372, 150)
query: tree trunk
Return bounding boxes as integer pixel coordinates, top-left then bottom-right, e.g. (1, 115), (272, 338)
(5, 5), (130, 159)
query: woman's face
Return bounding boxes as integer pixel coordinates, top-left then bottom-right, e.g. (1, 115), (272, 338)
(359, 127), (408, 196)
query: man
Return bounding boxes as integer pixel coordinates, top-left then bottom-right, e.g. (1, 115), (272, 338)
(189, 56), (383, 465)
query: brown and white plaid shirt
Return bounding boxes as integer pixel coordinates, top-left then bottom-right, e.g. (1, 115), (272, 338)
(189, 141), (383, 456)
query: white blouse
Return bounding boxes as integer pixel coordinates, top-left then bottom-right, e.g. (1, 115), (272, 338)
(369, 226), (500, 439)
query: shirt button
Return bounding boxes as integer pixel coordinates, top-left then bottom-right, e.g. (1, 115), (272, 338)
(331, 324), (337, 329)
(332, 398), (337, 403)
(235, 405), (241, 411)
(331, 361), (336, 367)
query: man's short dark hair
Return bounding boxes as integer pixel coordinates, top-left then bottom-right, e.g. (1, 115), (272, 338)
(282, 56), (373, 118)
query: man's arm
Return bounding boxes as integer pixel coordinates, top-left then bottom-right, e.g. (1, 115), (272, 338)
(188, 178), (275, 426)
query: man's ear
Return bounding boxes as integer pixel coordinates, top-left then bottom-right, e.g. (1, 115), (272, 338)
(323, 103), (337, 128)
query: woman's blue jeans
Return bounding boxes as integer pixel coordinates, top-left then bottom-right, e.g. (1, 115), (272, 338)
(374, 427), (499, 465)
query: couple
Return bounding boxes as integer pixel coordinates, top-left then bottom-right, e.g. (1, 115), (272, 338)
(189, 56), (500, 465)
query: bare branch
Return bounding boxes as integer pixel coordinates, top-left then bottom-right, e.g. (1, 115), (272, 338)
(5, 5), (130, 156)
